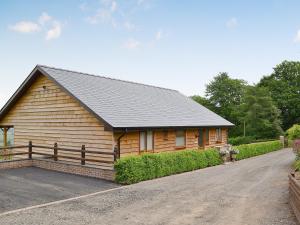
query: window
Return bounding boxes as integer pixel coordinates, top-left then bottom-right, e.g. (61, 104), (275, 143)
(147, 131), (153, 150)
(216, 128), (222, 142)
(7, 128), (14, 146)
(0, 129), (3, 147)
(198, 128), (204, 147)
(140, 131), (154, 152)
(0, 127), (14, 147)
(205, 129), (210, 145)
(140, 131), (146, 151)
(176, 130), (186, 147)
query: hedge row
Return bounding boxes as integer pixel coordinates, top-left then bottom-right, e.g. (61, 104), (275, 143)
(228, 136), (277, 146)
(114, 149), (222, 184)
(229, 136), (255, 145)
(235, 140), (282, 161)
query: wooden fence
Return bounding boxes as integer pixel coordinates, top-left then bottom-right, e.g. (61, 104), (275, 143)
(289, 173), (300, 223)
(0, 141), (119, 167)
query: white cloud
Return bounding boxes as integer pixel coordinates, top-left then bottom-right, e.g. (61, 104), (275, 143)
(79, 2), (89, 11)
(111, 1), (117, 12)
(84, 0), (147, 29)
(46, 21), (62, 40)
(9, 12), (63, 41)
(9, 21), (40, 33)
(226, 17), (238, 29)
(155, 30), (163, 41)
(86, 9), (116, 27)
(38, 12), (52, 25)
(123, 38), (140, 49)
(294, 30), (300, 43)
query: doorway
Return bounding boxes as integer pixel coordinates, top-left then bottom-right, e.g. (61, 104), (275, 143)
(198, 128), (204, 147)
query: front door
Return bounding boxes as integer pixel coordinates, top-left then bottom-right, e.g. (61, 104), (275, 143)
(198, 128), (204, 147)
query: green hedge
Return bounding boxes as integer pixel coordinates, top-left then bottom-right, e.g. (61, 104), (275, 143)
(229, 136), (255, 146)
(235, 140), (282, 161)
(294, 160), (300, 171)
(229, 136), (277, 146)
(114, 149), (222, 184)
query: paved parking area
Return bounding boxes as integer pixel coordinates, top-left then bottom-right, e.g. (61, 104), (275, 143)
(0, 167), (119, 213)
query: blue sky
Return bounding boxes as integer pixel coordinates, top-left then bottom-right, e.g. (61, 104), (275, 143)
(1, 0), (300, 108)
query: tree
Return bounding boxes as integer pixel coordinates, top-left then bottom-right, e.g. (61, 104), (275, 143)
(205, 72), (247, 136)
(191, 95), (215, 111)
(258, 61), (300, 130)
(239, 86), (282, 139)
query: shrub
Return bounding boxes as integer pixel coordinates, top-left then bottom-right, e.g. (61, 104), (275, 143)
(204, 149), (223, 166)
(235, 140), (282, 161)
(287, 124), (300, 140)
(229, 136), (277, 146)
(114, 149), (222, 184)
(228, 136), (255, 146)
(293, 160), (300, 171)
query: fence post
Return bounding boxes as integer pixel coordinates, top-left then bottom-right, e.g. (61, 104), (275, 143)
(28, 141), (32, 159)
(81, 145), (86, 165)
(54, 143), (58, 161)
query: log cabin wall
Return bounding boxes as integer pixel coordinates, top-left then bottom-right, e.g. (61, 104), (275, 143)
(115, 128), (228, 157)
(0, 74), (114, 169)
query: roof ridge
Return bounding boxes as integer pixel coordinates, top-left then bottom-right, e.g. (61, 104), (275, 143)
(37, 64), (178, 92)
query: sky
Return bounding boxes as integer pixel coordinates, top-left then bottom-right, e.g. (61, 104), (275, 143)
(1, 0), (300, 108)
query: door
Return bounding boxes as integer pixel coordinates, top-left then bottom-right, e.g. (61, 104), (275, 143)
(198, 128), (204, 147)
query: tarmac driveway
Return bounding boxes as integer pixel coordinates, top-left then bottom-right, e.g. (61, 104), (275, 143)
(0, 167), (119, 213)
(1, 149), (298, 225)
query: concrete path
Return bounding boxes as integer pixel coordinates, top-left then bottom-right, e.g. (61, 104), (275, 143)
(1, 149), (298, 225)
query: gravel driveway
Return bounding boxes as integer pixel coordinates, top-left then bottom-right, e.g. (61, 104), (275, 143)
(1, 148), (298, 225)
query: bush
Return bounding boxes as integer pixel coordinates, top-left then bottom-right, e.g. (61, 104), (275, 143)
(204, 149), (223, 166)
(114, 149), (222, 184)
(293, 160), (300, 171)
(229, 136), (277, 146)
(229, 136), (255, 145)
(287, 124), (300, 140)
(235, 140), (282, 161)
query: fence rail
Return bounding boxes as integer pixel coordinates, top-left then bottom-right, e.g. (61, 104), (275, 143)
(289, 173), (300, 223)
(0, 141), (119, 166)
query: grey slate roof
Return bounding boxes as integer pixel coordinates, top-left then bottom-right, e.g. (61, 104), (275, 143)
(38, 66), (233, 129)
(0, 65), (233, 129)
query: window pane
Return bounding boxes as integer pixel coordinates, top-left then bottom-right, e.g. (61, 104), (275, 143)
(140, 132), (146, 151)
(216, 128), (222, 142)
(206, 129), (209, 144)
(176, 130), (185, 147)
(7, 128), (14, 146)
(147, 131), (153, 150)
(0, 129), (3, 147)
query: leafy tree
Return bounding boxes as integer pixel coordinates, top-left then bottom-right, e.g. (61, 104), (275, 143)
(286, 124), (300, 140)
(205, 72), (247, 136)
(191, 95), (215, 111)
(258, 61), (300, 130)
(239, 86), (282, 139)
